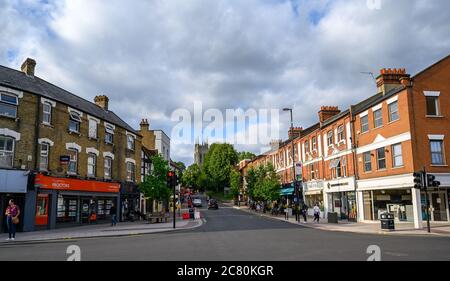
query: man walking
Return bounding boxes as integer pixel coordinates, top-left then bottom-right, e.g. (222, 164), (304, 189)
(313, 204), (321, 223)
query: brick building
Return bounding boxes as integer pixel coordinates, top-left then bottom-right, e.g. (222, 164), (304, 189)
(240, 55), (450, 228)
(0, 58), (142, 231)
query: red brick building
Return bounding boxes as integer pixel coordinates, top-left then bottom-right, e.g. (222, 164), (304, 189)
(240, 55), (450, 228)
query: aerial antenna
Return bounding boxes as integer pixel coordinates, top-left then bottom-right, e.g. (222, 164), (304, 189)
(360, 71), (376, 83)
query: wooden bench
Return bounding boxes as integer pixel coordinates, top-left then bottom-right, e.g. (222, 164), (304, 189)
(147, 213), (169, 224)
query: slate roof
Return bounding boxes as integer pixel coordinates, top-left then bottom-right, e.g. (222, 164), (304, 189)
(0, 64), (139, 135)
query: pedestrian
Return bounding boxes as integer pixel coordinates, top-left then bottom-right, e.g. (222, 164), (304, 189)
(5, 199), (20, 241)
(301, 203), (308, 222)
(294, 204), (300, 222)
(313, 204), (321, 223)
(110, 203), (117, 226)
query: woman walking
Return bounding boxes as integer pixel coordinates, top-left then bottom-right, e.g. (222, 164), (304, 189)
(5, 199), (20, 241)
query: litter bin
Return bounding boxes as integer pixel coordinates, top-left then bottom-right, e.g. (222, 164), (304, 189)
(380, 213), (395, 231)
(328, 212), (338, 224)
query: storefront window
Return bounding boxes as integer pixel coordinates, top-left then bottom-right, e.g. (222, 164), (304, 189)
(363, 191), (373, 220)
(57, 195), (78, 223)
(372, 189), (413, 221)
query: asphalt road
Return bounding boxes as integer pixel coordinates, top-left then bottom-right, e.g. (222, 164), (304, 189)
(1, 199), (450, 261)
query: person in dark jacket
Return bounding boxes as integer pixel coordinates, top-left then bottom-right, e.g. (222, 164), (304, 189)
(301, 203), (308, 222)
(110, 203), (117, 226)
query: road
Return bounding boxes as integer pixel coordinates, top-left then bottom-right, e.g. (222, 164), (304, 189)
(1, 198), (450, 261)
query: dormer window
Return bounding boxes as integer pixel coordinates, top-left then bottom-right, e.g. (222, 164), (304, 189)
(0, 92), (18, 118)
(69, 111), (81, 133)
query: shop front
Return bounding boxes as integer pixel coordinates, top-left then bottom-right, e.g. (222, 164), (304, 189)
(421, 188), (449, 222)
(360, 188), (414, 222)
(120, 182), (140, 221)
(34, 174), (120, 229)
(0, 169), (30, 232)
(303, 180), (324, 217)
(323, 177), (357, 221)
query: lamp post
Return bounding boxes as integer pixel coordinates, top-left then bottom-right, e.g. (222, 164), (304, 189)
(283, 108), (299, 222)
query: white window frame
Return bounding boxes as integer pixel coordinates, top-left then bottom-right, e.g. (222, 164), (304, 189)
(104, 156), (113, 179)
(373, 108), (383, 128)
(392, 143), (403, 168)
(388, 100), (399, 122)
(69, 111), (81, 133)
(361, 114), (369, 133)
(67, 148), (78, 175)
(127, 134), (135, 151)
(425, 96), (440, 117)
(327, 131), (333, 147)
(39, 142), (50, 171)
(42, 102), (52, 125)
(376, 147), (386, 170)
(430, 140), (445, 165)
(0, 135), (15, 168)
(0, 92), (19, 118)
(126, 161), (136, 182)
(337, 125), (345, 142)
(363, 151), (372, 172)
(87, 153), (97, 177)
(88, 117), (99, 139)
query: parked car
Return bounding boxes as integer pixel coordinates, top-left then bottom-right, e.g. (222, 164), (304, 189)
(193, 198), (202, 207)
(208, 199), (219, 210)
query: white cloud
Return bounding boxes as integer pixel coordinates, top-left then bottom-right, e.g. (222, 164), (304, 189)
(0, 0), (449, 165)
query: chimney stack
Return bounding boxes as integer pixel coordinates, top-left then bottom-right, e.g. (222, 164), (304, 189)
(376, 68), (410, 95)
(21, 58), (36, 77)
(288, 127), (303, 139)
(94, 95), (109, 110)
(140, 119), (149, 131)
(318, 106), (341, 124)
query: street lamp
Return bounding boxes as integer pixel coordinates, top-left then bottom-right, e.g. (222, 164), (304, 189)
(283, 108), (300, 222)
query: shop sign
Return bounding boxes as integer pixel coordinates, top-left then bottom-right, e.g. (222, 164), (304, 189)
(35, 174), (120, 193)
(60, 155), (70, 165)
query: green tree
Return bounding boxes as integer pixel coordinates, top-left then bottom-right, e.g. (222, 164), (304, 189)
(229, 168), (241, 200)
(247, 163), (281, 203)
(174, 161), (186, 171)
(181, 163), (201, 190)
(238, 151), (256, 162)
(203, 143), (238, 192)
(139, 154), (171, 210)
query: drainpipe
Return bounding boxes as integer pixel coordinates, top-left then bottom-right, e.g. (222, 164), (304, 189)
(34, 96), (41, 171)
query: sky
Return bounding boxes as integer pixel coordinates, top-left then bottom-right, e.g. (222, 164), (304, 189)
(1, 0), (449, 166)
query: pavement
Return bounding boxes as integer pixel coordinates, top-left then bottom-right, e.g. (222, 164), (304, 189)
(1, 198), (450, 260)
(230, 203), (450, 236)
(0, 213), (203, 244)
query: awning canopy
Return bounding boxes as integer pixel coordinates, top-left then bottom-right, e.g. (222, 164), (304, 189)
(280, 187), (295, 196)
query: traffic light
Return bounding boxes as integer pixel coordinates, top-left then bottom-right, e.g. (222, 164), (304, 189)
(413, 172), (423, 189)
(167, 171), (175, 187)
(427, 174), (441, 188)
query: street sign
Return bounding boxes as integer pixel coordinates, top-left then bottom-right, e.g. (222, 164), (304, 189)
(60, 155), (70, 165)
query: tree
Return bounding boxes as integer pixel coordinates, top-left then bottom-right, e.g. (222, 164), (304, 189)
(246, 163), (280, 203)
(182, 163), (201, 190)
(140, 154), (171, 212)
(238, 151), (256, 162)
(229, 168), (241, 200)
(174, 161), (186, 171)
(203, 143), (238, 192)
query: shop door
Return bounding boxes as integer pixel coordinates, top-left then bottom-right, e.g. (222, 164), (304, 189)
(81, 199), (91, 224)
(35, 194), (49, 226)
(432, 192), (448, 221)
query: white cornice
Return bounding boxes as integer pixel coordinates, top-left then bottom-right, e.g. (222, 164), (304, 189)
(38, 138), (54, 146)
(356, 132), (411, 154)
(0, 85), (23, 98)
(0, 128), (21, 140)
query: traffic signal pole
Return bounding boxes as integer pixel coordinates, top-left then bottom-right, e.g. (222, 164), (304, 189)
(423, 167), (431, 233)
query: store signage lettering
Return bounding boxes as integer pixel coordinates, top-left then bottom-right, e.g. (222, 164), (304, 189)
(35, 174), (120, 193)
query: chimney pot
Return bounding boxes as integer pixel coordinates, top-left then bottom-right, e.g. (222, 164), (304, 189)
(376, 67), (410, 95)
(94, 95), (109, 110)
(21, 58), (36, 77)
